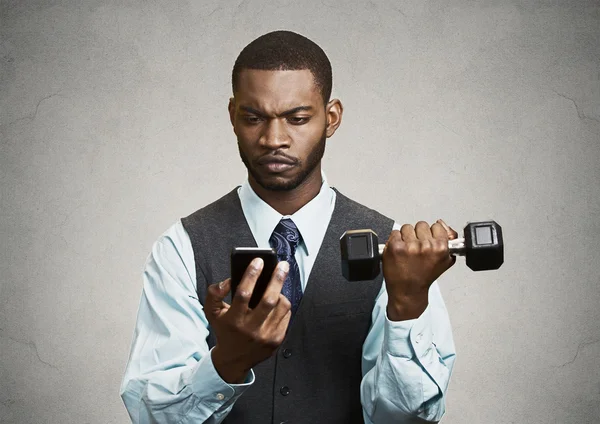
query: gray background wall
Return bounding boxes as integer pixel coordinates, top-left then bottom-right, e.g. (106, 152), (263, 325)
(1, 0), (599, 423)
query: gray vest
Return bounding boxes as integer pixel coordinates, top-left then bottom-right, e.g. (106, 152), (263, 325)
(181, 187), (394, 424)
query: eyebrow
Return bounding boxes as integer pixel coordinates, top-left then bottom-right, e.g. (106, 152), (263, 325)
(239, 105), (313, 117)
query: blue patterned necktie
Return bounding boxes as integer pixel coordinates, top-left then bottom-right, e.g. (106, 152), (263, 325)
(269, 218), (303, 316)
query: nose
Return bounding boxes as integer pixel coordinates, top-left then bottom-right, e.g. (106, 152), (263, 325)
(259, 118), (290, 149)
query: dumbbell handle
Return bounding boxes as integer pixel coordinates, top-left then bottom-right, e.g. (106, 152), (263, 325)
(377, 238), (467, 257)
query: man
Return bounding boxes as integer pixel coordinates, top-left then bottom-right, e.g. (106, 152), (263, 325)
(121, 30), (457, 424)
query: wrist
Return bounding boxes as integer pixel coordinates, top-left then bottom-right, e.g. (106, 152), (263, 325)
(387, 294), (428, 321)
(211, 346), (250, 384)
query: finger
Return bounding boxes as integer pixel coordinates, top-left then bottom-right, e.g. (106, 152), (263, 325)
(386, 229), (402, 244)
(400, 224), (417, 242)
(207, 279), (231, 302)
(437, 219), (458, 240)
(273, 306), (292, 337)
(414, 221), (432, 240)
(382, 229), (402, 257)
(231, 257), (263, 311)
(437, 221), (457, 268)
(431, 222), (449, 241)
(262, 294), (292, 329)
(431, 223), (451, 261)
(251, 261), (289, 322)
(258, 305), (291, 352)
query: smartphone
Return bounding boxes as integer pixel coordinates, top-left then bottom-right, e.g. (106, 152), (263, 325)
(230, 247), (278, 309)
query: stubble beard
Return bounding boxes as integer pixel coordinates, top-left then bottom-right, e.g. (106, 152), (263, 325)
(238, 130), (327, 192)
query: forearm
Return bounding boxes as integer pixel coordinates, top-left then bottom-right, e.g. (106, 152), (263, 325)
(121, 349), (253, 424)
(121, 227), (254, 423)
(361, 313), (451, 423)
(361, 282), (456, 423)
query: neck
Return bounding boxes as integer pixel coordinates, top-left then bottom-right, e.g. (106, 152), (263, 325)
(249, 167), (323, 216)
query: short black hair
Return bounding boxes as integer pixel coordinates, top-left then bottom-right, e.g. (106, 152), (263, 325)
(232, 30), (332, 104)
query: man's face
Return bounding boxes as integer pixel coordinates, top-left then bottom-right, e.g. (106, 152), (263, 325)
(229, 69), (330, 192)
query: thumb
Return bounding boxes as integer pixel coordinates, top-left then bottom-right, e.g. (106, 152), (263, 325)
(205, 279), (231, 315)
(437, 219), (458, 240)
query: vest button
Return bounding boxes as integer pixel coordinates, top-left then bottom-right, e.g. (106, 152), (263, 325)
(282, 348), (292, 358)
(280, 386), (290, 396)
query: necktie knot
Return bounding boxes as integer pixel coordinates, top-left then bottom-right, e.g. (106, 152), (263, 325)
(270, 218), (301, 259)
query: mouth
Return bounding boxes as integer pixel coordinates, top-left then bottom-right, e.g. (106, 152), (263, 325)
(256, 155), (297, 173)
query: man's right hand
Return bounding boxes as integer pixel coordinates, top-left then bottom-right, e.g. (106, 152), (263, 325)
(206, 258), (292, 384)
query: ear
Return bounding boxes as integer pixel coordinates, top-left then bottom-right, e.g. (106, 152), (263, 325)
(228, 97), (236, 130)
(325, 99), (343, 138)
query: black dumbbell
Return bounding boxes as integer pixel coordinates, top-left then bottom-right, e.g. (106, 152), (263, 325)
(340, 221), (504, 281)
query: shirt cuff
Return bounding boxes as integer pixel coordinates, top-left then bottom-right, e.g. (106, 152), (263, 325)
(384, 305), (433, 359)
(190, 347), (255, 410)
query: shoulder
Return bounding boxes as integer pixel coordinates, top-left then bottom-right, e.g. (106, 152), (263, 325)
(332, 187), (394, 224)
(144, 220), (196, 286)
(180, 187), (244, 239)
(182, 187), (241, 222)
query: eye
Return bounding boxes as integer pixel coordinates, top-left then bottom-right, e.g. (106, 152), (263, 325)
(243, 116), (263, 124)
(287, 116), (310, 125)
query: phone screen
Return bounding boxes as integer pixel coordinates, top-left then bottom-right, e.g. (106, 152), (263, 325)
(230, 248), (278, 309)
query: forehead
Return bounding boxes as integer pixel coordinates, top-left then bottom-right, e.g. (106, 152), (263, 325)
(234, 69), (321, 110)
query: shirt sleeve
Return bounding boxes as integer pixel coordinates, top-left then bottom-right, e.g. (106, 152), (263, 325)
(120, 221), (254, 424)
(360, 223), (457, 423)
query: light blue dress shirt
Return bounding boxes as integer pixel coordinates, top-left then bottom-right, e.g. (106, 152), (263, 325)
(120, 174), (456, 423)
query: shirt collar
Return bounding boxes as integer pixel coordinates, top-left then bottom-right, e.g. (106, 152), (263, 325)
(238, 172), (334, 256)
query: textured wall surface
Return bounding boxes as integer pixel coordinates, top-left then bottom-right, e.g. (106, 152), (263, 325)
(1, 1), (599, 423)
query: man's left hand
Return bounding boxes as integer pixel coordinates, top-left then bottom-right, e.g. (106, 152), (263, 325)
(382, 219), (458, 321)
